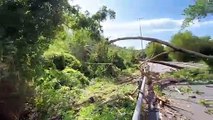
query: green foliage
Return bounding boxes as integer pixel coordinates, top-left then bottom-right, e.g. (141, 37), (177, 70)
(0, 0), (72, 74)
(69, 6), (115, 39)
(0, 0), (139, 119)
(162, 68), (213, 84)
(168, 31), (213, 67)
(199, 99), (213, 107)
(77, 79), (136, 120)
(205, 109), (213, 115)
(0, 0), (73, 118)
(199, 38), (213, 67)
(43, 30), (82, 70)
(109, 51), (126, 70)
(178, 86), (192, 93)
(182, 0), (212, 28)
(168, 31), (201, 62)
(87, 64), (119, 78)
(35, 68), (89, 119)
(145, 42), (168, 61)
(45, 52), (81, 70)
(92, 6), (116, 21)
(89, 40), (109, 63)
(153, 85), (165, 96)
(69, 29), (94, 62)
(109, 46), (141, 66)
(78, 99), (134, 120)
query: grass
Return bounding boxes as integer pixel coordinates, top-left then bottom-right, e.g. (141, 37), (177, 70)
(161, 68), (213, 84)
(199, 99), (213, 107)
(205, 109), (213, 115)
(76, 78), (137, 120)
(153, 85), (165, 97)
(119, 65), (140, 76)
(178, 86), (192, 93)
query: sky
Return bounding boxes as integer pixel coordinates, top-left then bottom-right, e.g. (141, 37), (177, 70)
(70, 0), (213, 49)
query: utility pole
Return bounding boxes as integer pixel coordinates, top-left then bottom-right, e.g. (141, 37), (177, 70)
(138, 18), (143, 49)
(138, 18), (144, 59)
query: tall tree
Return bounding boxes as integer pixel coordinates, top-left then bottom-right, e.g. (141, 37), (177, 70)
(0, 0), (73, 76)
(168, 31), (201, 62)
(182, 0), (213, 28)
(0, 0), (73, 119)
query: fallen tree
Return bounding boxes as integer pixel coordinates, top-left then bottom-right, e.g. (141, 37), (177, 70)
(109, 36), (213, 60)
(145, 60), (184, 69)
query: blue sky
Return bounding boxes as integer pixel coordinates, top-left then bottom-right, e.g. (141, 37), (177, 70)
(70, 0), (213, 49)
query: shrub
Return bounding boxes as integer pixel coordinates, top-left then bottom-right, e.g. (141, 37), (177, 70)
(145, 42), (168, 61)
(162, 68), (213, 84)
(199, 39), (213, 67)
(44, 52), (81, 70)
(35, 68), (89, 119)
(109, 52), (126, 70)
(168, 31), (201, 62)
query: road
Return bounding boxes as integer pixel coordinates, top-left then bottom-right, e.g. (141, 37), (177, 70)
(163, 84), (213, 120)
(146, 62), (213, 120)
(148, 61), (207, 73)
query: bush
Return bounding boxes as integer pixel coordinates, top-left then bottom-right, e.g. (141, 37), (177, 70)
(35, 68), (89, 119)
(109, 52), (126, 70)
(87, 64), (119, 78)
(44, 52), (81, 70)
(199, 39), (213, 67)
(145, 42), (169, 61)
(168, 31), (201, 62)
(162, 68), (213, 84)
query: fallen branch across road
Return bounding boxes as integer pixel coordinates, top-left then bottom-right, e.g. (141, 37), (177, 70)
(109, 36), (213, 59)
(140, 60), (184, 69)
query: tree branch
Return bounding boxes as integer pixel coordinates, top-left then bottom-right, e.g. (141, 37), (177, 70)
(109, 36), (213, 59)
(149, 50), (173, 61)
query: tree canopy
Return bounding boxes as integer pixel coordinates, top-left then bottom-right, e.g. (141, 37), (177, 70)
(145, 42), (168, 61)
(168, 31), (201, 62)
(182, 0), (213, 28)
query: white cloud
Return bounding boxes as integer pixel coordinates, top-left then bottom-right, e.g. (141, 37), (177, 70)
(190, 20), (213, 28)
(68, 0), (213, 49)
(102, 18), (183, 31)
(69, 0), (104, 14)
(101, 18), (213, 49)
(102, 18), (213, 38)
(101, 18), (183, 39)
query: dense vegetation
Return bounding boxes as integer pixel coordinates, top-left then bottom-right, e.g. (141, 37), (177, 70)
(182, 0), (213, 28)
(145, 31), (213, 67)
(145, 0), (213, 64)
(161, 68), (213, 84)
(0, 0), (213, 120)
(168, 31), (213, 65)
(145, 42), (169, 61)
(0, 0), (140, 119)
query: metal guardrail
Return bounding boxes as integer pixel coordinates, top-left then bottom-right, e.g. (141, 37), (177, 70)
(132, 76), (147, 120)
(132, 63), (149, 120)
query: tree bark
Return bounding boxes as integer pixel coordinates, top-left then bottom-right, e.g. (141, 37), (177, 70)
(109, 36), (213, 59)
(140, 60), (184, 69)
(149, 50), (173, 61)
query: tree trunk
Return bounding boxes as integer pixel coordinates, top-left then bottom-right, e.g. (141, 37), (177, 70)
(109, 36), (213, 59)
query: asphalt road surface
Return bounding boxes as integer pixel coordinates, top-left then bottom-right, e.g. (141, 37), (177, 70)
(147, 62), (213, 120)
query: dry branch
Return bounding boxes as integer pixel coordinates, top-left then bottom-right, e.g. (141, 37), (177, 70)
(144, 60), (184, 69)
(109, 36), (213, 59)
(84, 62), (113, 65)
(149, 50), (173, 61)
